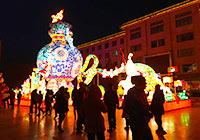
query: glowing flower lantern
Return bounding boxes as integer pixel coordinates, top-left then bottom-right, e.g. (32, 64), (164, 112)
(21, 78), (31, 99)
(174, 80), (183, 87)
(177, 90), (188, 100)
(37, 10), (83, 88)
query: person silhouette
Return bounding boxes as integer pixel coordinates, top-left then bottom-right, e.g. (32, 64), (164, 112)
(54, 86), (69, 132)
(76, 82), (87, 133)
(150, 84), (167, 135)
(45, 89), (53, 116)
(124, 75), (153, 140)
(37, 91), (44, 116)
(29, 89), (37, 115)
(17, 91), (22, 106)
(104, 84), (119, 133)
(81, 84), (108, 140)
(119, 95), (130, 131)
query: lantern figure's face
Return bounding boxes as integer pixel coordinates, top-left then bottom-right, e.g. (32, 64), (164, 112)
(36, 22), (83, 82)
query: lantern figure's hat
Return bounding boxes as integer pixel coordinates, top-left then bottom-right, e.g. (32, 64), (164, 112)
(48, 9), (73, 39)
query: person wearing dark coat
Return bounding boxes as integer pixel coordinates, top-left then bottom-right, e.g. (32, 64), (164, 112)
(29, 89), (38, 115)
(104, 84), (119, 133)
(150, 84), (166, 135)
(45, 89), (53, 116)
(124, 75), (153, 140)
(9, 89), (15, 110)
(72, 87), (79, 120)
(119, 95), (130, 131)
(17, 91), (22, 106)
(37, 91), (44, 116)
(76, 82), (87, 133)
(64, 87), (70, 112)
(54, 86), (69, 132)
(81, 84), (108, 140)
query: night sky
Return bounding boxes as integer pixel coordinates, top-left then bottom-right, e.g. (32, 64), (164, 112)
(0, 0), (185, 86)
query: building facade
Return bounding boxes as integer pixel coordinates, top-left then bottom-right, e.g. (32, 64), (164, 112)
(78, 31), (125, 69)
(77, 0), (200, 91)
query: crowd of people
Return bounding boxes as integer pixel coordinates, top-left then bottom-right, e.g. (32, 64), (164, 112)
(71, 75), (167, 140)
(0, 74), (167, 140)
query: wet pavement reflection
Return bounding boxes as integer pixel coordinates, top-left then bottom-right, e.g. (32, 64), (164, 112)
(0, 98), (200, 140)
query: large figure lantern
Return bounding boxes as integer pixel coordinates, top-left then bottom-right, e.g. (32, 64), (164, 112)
(36, 10), (83, 88)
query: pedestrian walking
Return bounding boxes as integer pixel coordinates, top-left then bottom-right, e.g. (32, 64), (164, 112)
(45, 89), (53, 116)
(76, 82), (87, 133)
(54, 86), (69, 132)
(124, 75), (153, 140)
(119, 95), (130, 131)
(64, 87), (70, 112)
(72, 86), (79, 120)
(17, 91), (22, 106)
(104, 84), (119, 133)
(150, 84), (167, 135)
(9, 89), (15, 110)
(29, 89), (37, 115)
(81, 84), (108, 140)
(37, 91), (44, 116)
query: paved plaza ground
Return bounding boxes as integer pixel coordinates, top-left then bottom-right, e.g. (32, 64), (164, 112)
(0, 97), (200, 140)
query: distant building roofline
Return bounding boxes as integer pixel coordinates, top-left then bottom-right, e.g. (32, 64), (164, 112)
(121, 0), (198, 29)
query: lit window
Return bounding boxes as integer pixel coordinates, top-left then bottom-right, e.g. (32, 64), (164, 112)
(182, 63), (197, 72)
(112, 50), (118, 57)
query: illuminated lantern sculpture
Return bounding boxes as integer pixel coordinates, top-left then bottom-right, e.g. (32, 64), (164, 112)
(37, 10), (83, 89)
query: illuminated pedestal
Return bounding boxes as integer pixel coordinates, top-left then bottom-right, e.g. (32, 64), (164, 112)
(118, 99), (191, 112)
(164, 99), (191, 111)
(15, 98), (191, 112)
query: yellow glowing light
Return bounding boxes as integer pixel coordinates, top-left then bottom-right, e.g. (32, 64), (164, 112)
(98, 85), (105, 97)
(163, 76), (173, 83)
(51, 9), (64, 23)
(77, 54), (126, 86)
(174, 80), (183, 87)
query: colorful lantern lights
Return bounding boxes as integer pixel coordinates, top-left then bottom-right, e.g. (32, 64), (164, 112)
(51, 9), (64, 23)
(37, 10), (83, 91)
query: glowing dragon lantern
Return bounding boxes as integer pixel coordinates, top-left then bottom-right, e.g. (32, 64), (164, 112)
(36, 10), (83, 88)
